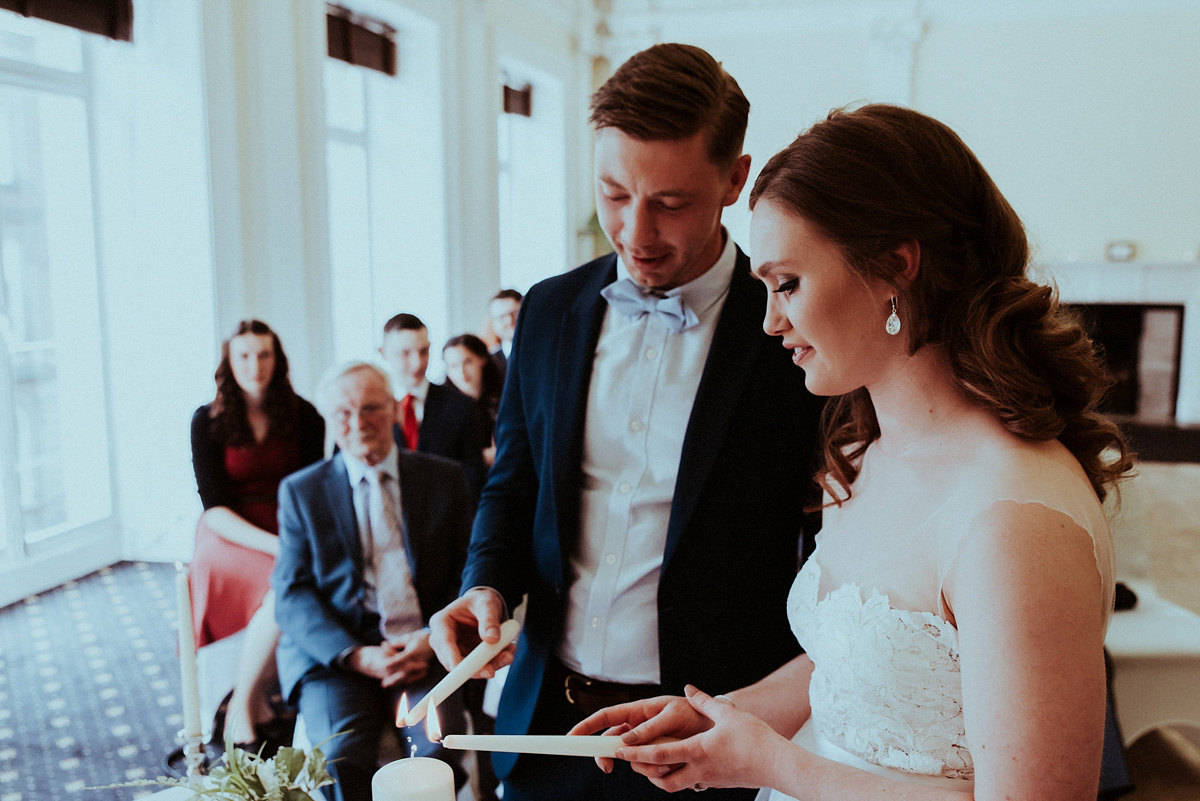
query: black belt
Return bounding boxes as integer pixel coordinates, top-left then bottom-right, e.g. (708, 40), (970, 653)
(549, 660), (663, 720)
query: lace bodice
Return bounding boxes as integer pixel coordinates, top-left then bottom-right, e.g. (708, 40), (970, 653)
(788, 560), (973, 779)
(781, 436), (1115, 785)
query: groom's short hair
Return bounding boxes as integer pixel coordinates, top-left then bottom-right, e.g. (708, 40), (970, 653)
(589, 42), (749, 170)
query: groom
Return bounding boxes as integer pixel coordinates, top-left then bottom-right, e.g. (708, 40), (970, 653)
(429, 43), (824, 800)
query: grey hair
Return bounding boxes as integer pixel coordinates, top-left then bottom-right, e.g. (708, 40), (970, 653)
(315, 360), (393, 416)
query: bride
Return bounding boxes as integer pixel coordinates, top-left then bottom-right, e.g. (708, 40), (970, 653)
(570, 104), (1132, 800)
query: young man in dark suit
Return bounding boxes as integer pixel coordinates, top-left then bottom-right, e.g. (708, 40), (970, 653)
(487, 288), (522, 375)
(272, 363), (471, 801)
(378, 313), (489, 502)
(429, 44), (824, 801)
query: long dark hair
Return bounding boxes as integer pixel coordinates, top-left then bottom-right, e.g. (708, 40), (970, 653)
(209, 319), (301, 446)
(444, 333), (503, 418)
(749, 104), (1132, 503)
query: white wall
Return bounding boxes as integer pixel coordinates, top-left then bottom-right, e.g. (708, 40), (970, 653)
(916, 5), (1200, 265)
(605, 0), (1200, 266)
(91, 0), (218, 560)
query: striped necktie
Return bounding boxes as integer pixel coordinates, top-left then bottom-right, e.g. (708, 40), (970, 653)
(366, 469), (423, 641)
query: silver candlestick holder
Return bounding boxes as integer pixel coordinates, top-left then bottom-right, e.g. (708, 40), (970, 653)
(179, 729), (206, 778)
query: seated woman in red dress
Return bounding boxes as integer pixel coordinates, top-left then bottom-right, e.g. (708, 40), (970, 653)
(190, 319), (324, 745)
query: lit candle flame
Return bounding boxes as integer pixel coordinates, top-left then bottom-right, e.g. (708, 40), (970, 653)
(395, 693), (409, 728)
(425, 703), (442, 742)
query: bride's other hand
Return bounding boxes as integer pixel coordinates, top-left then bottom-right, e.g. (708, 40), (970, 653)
(569, 693), (712, 774)
(615, 685), (792, 792)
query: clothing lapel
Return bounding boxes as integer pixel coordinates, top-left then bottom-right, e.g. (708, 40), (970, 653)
(418, 383), (442, 450)
(663, 249), (765, 566)
(323, 454), (365, 574)
(551, 256), (617, 576)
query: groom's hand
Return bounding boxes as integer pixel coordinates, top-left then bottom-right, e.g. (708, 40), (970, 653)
(429, 587), (513, 677)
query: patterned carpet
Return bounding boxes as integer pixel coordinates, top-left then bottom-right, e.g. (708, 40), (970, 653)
(3, 561), (1199, 800)
(0, 562), (183, 801)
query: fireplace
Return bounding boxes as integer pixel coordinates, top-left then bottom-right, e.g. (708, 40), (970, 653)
(1036, 262), (1200, 462)
(1066, 303), (1184, 421)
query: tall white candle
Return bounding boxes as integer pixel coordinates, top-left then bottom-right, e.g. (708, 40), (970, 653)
(441, 734), (625, 758)
(402, 618), (521, 727)
(174, 563), (203, 741)
(371, 758), (455, 801)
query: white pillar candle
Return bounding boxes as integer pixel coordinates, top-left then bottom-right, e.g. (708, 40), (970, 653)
(371, 758), (455, 801)
(402, 618), (521, 727)
(441, 734), (625, 758)
(174, 563), (203, 740)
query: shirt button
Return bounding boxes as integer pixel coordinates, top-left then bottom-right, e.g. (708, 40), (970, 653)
(605, 554), (616, 565)
(629, 420), (643, 432)
(644, 348), (657, 360)
(618, 482), (632, 494)
(591, 617), (600, 628)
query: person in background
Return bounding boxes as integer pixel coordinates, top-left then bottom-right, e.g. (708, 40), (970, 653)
(189, 319), (324, 747)
(572, 104), (1133, 801)
(487, 289), (523, 375)
(428, 43), (824, 801)
(443, 333), (504, 432)
(272, 362), (470, 801)
(378, 313), (489, 501)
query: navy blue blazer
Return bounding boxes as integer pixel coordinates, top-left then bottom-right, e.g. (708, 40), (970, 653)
(411, 381), (489, 504)
(273, 447), (472, 703)
(461, 248), (824, 774)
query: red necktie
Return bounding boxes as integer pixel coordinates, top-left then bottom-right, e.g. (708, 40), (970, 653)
(400, 394), (419, 450)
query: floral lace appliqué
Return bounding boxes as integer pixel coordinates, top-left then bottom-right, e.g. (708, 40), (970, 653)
(788, 561), (974, 780)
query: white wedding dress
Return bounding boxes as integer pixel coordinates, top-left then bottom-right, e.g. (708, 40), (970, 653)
(760, 438), (1115, 799)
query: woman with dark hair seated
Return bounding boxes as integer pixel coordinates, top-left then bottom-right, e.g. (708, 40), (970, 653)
(190, 319), (324, 746)
(443, 333), (504, 462)
(574, 105), (1133, 801)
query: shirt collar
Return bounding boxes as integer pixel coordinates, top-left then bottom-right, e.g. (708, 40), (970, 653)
(615, 228), (737, 319)
(396, 378), (430, 404)
(343, 444), (399, 487)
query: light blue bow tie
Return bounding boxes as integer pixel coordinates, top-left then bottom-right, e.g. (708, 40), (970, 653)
(600, 278), (699, 333)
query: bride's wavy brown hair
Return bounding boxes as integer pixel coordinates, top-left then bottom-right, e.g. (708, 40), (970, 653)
(749, 104), (1132, 503)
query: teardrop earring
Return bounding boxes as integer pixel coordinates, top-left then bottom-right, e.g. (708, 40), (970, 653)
(885, 297), (902, 336)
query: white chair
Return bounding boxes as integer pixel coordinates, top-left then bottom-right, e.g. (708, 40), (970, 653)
(1105, 580), (1200, 745)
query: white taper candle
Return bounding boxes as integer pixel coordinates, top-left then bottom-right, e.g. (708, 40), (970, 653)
(402, 618), (521, 727)
(175, 562), (203, 740)
(441, 734), (626, 758)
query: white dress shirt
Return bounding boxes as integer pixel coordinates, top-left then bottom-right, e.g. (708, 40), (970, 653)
(559, 233), (737, 683)
(342, 446), (419, 629)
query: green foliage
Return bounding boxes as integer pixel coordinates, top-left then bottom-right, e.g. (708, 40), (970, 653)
(89, 737), (337, 801)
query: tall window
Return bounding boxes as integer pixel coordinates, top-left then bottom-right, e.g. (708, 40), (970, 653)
(497, 58), (569, 291)
(324, 9), (450, 369)
(0, 14), (112, 562)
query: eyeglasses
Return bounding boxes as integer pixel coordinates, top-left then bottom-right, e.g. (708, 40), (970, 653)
(332, 402), (391, 425)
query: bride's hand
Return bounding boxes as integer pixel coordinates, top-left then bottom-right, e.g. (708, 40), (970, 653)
(568, 692), (713, 774)
(615, 685), (791, 792)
